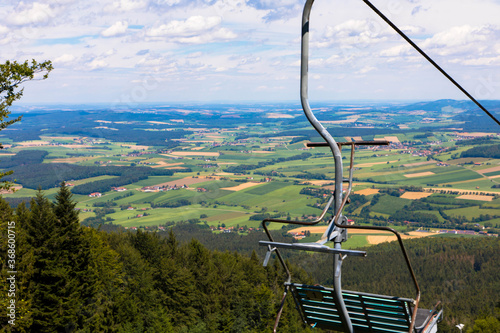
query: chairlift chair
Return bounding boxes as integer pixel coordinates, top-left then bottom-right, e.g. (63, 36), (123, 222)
(255, 0), (469, 331)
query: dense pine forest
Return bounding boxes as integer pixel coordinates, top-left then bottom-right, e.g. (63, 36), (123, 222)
(1, 185), (499, 332)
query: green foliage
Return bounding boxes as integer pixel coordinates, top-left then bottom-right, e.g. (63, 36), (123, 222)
(0, 150), (48, 168)
(456, 137), (498, 146)
(0, 186), (310, 332)
(2, 163), (174, 191)
(467, 305), (500, 333)
(461, 144), (500, 158)
(0, 59), (52, 190)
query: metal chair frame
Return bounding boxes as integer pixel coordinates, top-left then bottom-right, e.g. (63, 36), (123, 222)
(255, 0), (473, 331)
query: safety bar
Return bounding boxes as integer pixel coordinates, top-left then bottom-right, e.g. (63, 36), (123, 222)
(307, 140), (390, 147)
(261, 194), (335, 282)
(259, 241), (367, 257)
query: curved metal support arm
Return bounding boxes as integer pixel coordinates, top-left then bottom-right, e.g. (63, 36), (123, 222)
(301, 0), (344, 216)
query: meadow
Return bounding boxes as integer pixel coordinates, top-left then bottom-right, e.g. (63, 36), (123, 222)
(0, 101), (498, 239)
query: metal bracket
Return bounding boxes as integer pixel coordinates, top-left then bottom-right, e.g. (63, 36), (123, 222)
(263, 244), (277, 267)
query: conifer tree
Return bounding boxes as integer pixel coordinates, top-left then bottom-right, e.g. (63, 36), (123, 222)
(25, 190), (81, 332)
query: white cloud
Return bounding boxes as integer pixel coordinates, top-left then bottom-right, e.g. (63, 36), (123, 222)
(101, 21), (129, 37)
(146, 16), (236, 44)
(380, 44), (412, 57)
(104, 0), (148, 12)
(356, 66), (376, 74)
(5, 0), (500, 102)
(9, 2), (56, 26)
(103, 49), (117, 57)
(423, 25), (490, 48)
(451, 56), (500, 66)
(147, 16), (222, 37)
(87, 59), (109, 70)
(54, 54), (76, 64)
(400, 25), (425, 35)
(314, 19), (391, 49)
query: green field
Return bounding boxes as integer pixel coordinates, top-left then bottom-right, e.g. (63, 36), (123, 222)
(0, 104), (498, 239)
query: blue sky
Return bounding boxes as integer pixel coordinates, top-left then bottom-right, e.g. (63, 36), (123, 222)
(2, 0), (500, 105)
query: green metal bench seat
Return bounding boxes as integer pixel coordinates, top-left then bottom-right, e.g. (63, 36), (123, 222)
(287, 283), (441, 333)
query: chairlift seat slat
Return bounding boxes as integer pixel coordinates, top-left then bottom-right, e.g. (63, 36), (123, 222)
(289, 283), (418, 333)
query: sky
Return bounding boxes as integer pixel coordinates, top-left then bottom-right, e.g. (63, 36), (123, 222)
(2, 0), (500, 105)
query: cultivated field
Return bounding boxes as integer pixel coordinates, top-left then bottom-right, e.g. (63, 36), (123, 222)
(354, 188), (380, 195)
(221, 182), (263, 191)
(400, 192), (433, 199)
(404, 171), (435, 178)
(457, 194), (494, 201)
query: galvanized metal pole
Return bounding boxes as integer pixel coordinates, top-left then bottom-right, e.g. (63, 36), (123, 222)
(300, 1), (353, 332)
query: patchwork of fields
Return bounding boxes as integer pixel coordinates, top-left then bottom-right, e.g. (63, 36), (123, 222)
(1, 103), (499, 243)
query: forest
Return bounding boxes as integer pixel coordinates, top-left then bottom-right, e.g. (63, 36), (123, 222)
(4, 159), (174, 195)
(461, 144), (500, 158)
(1, 184), (498, 333)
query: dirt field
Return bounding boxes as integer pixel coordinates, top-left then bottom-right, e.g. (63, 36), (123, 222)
(356, 160), (398, 168)
(367, 231), (435, 244)
(191, 147), (205, 150)
(301, 180), (334, 186)
(288, 226), (435, 245)
(267, 113), (295, 119)
(478, 165), (500, 174)
(221, 182), (262, 191)
(402, 161), (436, 167)
(404, 171), (435, 178)
(150, 161), (184, 168)
(169, 151), (220, 157)
(426, 188), (500, 195)
(384, 136), (400, 143)
(154, 176), (220, 188)
(456, 132), (497, 137)
(400, 192), (433, 199)
(457, 195), (494, 201)
(354, 188), (380, 195)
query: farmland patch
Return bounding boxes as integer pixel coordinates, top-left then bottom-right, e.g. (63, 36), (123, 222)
(400, 192), (433, 199)
(404, 171), (435, 178)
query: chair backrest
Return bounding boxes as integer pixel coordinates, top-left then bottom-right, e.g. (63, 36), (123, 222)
(288, 283), (415, 333)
